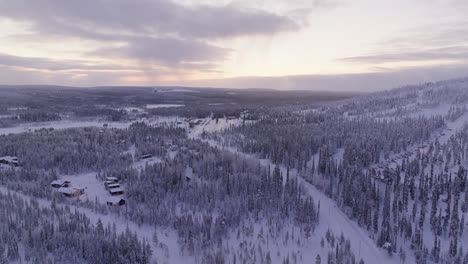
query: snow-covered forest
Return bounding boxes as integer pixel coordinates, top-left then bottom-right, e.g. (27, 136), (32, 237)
(1, 79), (468, 263)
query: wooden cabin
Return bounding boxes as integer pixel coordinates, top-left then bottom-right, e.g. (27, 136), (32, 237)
(51, 180), (71, 188)
(107, 198), (126, 206)
(58, 187), (83, 198)
(0, 156), (20, 167)
(109, 187), (124, 196)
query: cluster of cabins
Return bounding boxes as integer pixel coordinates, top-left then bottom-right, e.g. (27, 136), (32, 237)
(50, 177), (126, 206)
(50, 180), (85, 198)
(105, 177), (125, 206)
(105, 177), (124, 196)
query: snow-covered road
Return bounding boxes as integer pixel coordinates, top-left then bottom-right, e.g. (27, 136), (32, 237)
(201, 138), (401, 264)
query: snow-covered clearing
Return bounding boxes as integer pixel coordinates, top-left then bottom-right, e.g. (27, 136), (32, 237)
(155, 88), (199, 93)
(117, 106), (145, 113)
(60, 172), (118, 205)
(146, 104), (185, 109)
(131, 156), (163, 170)
(0, 116), (183, 135)
(188, 117), (253, 138)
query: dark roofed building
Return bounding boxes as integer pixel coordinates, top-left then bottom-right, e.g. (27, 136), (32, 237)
(107, 197), (126, 206)
(109, 187), (124, 196)
(107, 183), (120, 189)
(105, 176), (119, 182)
(58, 187), (83, 198)
(0, 156), (20, 167)
(51, 180), (70, 188)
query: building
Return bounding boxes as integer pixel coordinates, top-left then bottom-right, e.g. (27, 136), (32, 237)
(58, 187), (84, 198)
(105, 176), (119, 182)
(51, 180), (70, 188)
(109, 187), (124, 196)
(106, 183), (120, 190)
(106, 197), (126, 206)
(0, 156), (20, 167)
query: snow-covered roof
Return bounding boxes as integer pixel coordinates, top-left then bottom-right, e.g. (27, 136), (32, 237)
(51, 180), (70, 186)
(107, 197), (125, 204)
(58, 187), (75, 195)
(107, 183), (120, 188)
(106, 176), (119, 181)
(109, 187), (124, 193)
(0, 156), (18, 163)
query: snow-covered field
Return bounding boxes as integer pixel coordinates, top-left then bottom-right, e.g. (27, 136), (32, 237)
(146, 104), (185, 109)
(0, 116), (182, 135)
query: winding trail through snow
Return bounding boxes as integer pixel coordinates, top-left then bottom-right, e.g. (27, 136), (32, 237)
(201, 138), (402, 264)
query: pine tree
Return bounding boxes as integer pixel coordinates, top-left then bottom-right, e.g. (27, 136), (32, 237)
(0, 243), (6, 264)
(316, 254), (322, 264)
(7, 237), (19, 261)
(449, 192), (460, 238)
(460, 214), (465, 237)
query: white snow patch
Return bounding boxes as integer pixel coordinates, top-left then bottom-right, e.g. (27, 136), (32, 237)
(60, 172), (119, 204)
(146, 104), (185, 109)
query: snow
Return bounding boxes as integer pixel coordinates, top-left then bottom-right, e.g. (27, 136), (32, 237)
(0, 185), (190, 264)
(60, 172), (118, 204)
(0, 116), (183, 135)
(7, 107), (27, 111)
(198, 138), (402, 264)
(188, 116), (249, 138)
(155, 88), (199, 93)
(118, 106), (145, 113)
(131, 156), (163, 170)
(371, 102), (468, 174)
(146, 104), (185, 109)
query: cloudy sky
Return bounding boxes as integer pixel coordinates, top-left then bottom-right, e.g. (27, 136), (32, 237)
(0, 0), (467, 91)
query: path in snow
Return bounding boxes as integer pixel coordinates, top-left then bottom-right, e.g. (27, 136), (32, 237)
(201, 138), (400, 264)
(371, 103), (468, 174)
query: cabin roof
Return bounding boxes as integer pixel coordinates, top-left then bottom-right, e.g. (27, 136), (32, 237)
(109, 187), (124, 193)
(106, 176), (119, 181)
(107, 197), (125, 203)
(0, 156), (18, 162)
(51, 179), (70, 186)
(58, 187), (75, 195)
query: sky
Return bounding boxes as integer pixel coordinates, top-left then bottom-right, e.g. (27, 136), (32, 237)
(0, 0), (467, 91)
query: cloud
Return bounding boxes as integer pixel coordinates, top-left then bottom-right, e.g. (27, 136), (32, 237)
(0, 53), (138, 72)
(0, 0), (300, 74)
(0, 0), (298, 39)
(90, 36), (230, 66)
(339, 46), (468, 64)
(338, 21), (468, 66)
